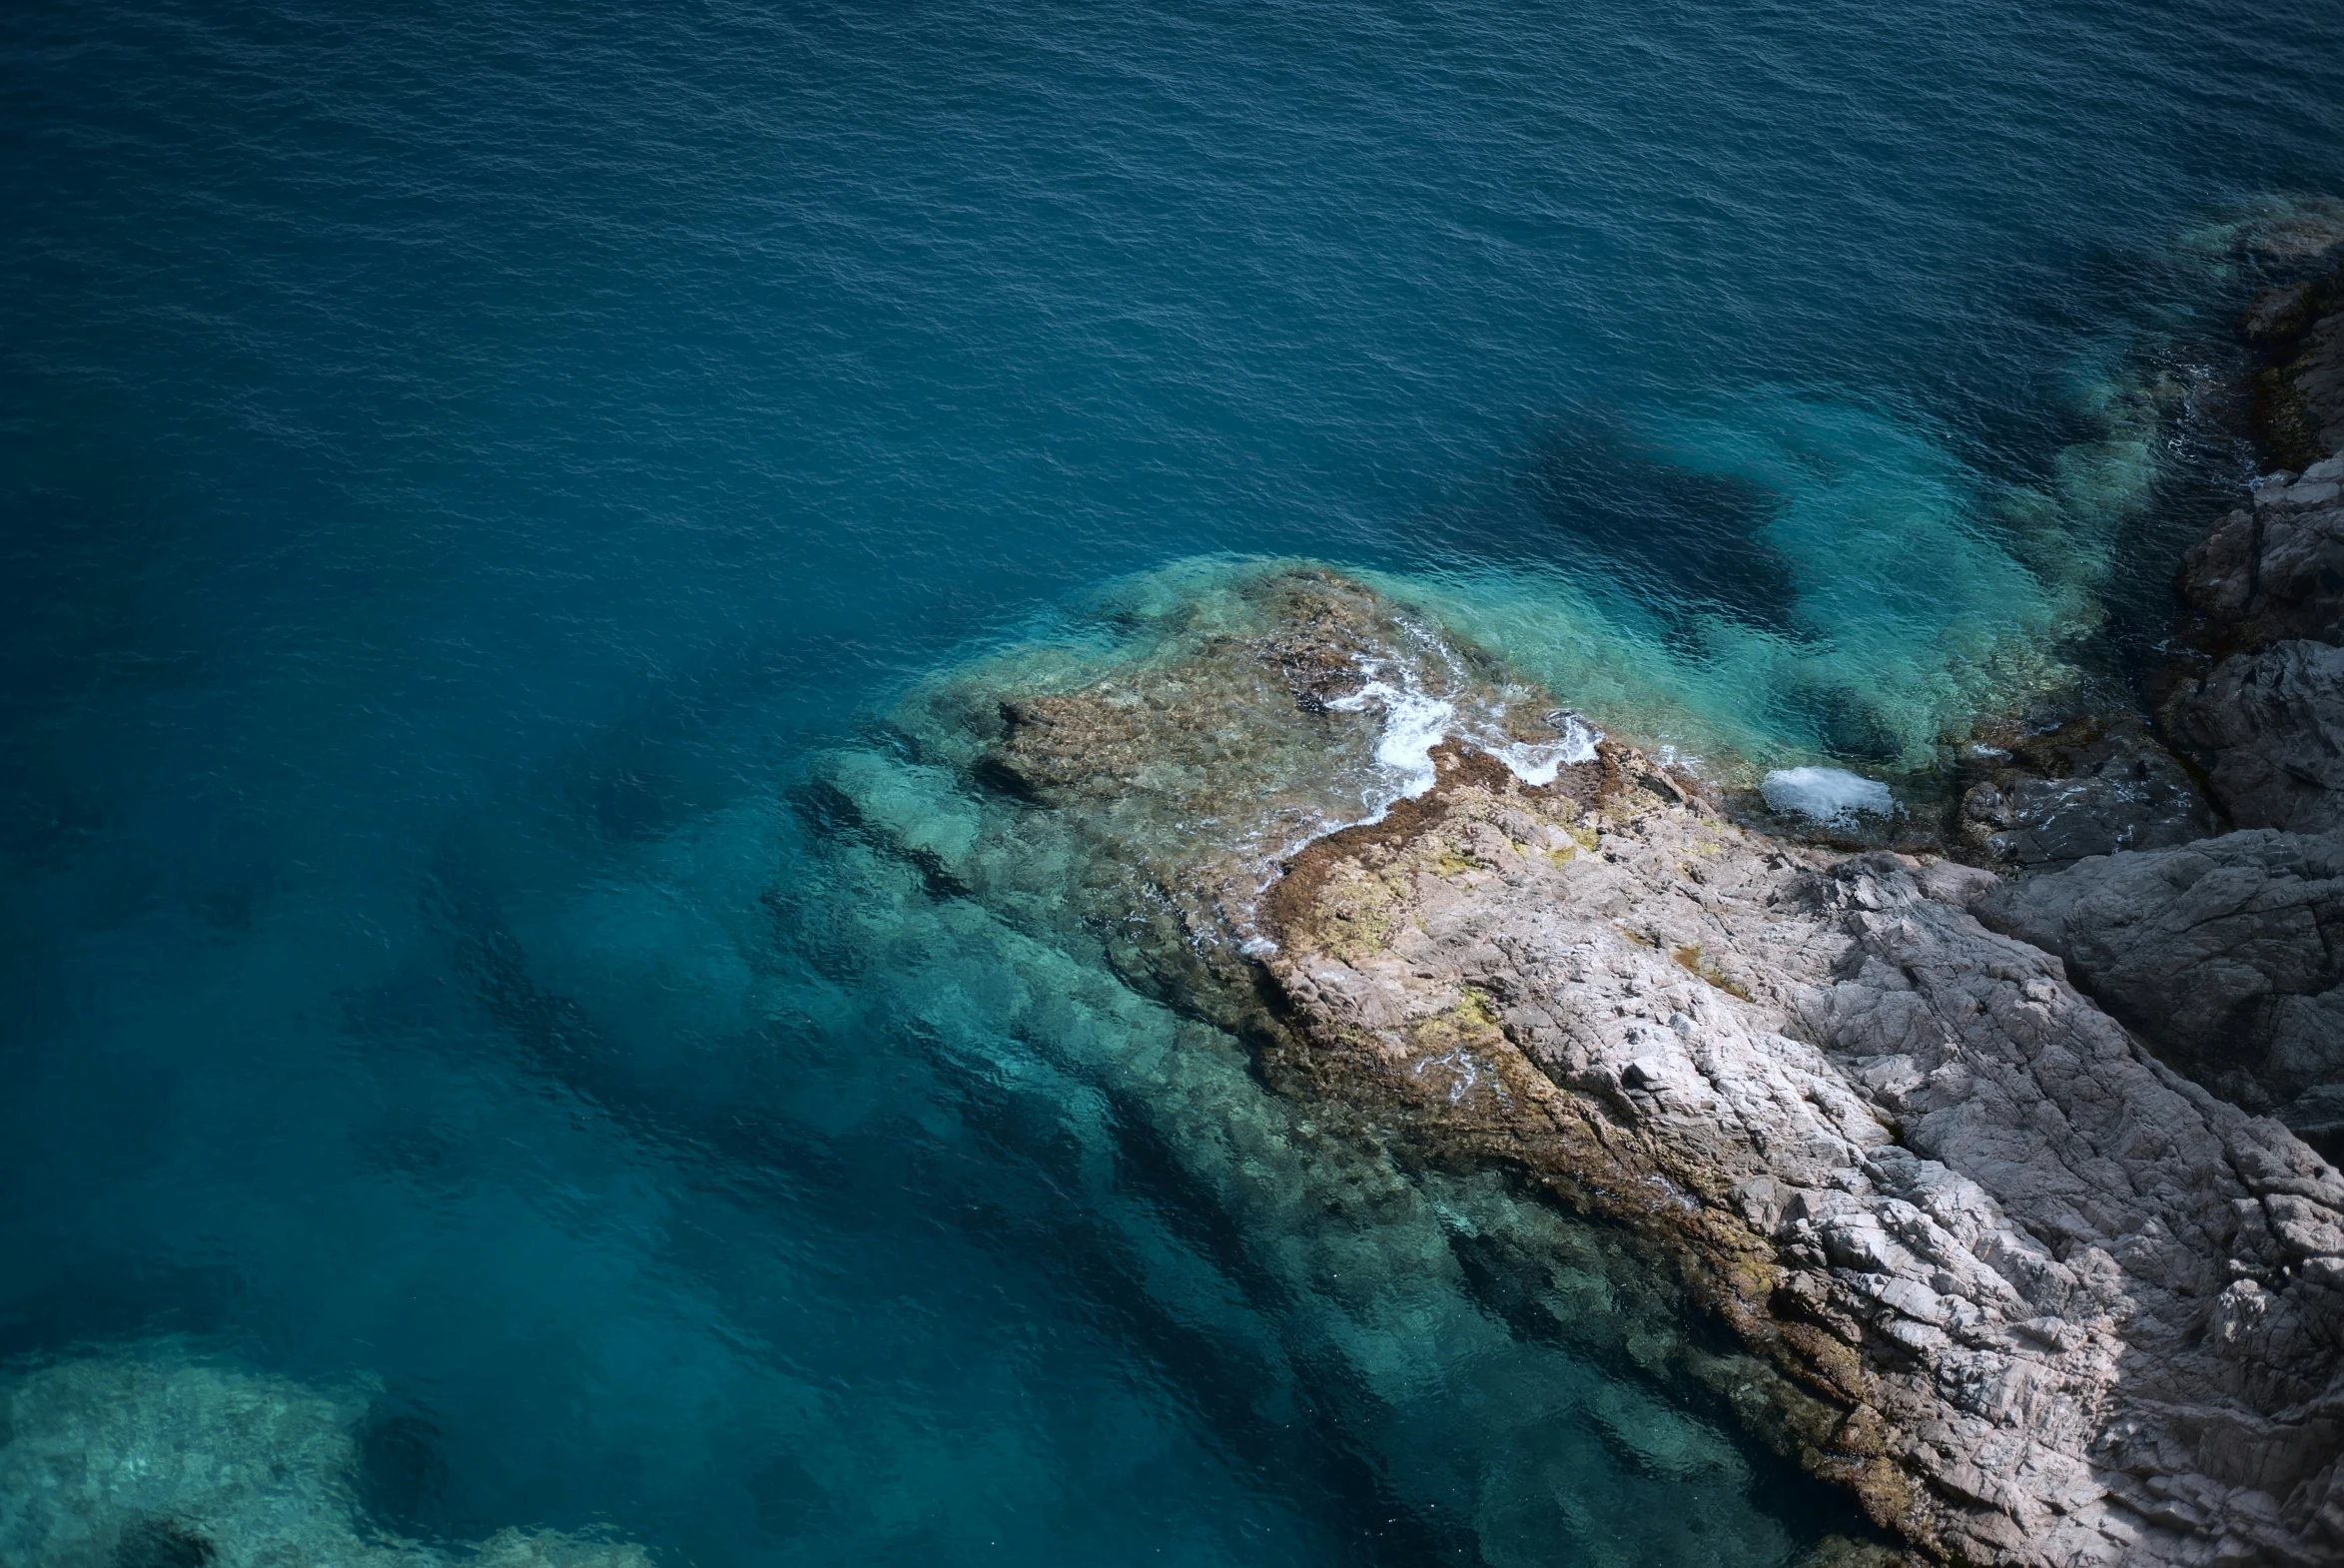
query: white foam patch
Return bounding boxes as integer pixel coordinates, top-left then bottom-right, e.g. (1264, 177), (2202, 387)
(1328, 664), (1456, 800)
(1760, 766), (1894, 825)
(1332, 644), (1606, 803)
(1493, 713), (1602, 786)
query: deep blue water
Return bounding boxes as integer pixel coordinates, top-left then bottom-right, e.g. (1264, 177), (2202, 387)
(4, 0), (2342, 1563)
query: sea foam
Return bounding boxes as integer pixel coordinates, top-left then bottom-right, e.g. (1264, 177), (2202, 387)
(1760, 766), (1895, 825)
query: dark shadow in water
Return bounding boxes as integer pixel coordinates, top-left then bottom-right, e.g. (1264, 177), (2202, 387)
(0, 480), (195, 883)
(357, 1404), (452, 1535)
(539, 630), (879, 852)
(111, 1517), (218, 1568)
(744, 1451), (834, 1542)
(1413, 413), (1803, 643)
(1775, 683), (1911, 767)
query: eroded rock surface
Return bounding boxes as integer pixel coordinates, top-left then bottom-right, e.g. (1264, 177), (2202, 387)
(2166, 244), (2344, 840)
(2174, 640), (2344, 837)
(828, 565), (2344, 1568)
(2164, 208), (2344, 846)
(2244, 255), (2344, 466)
(809, 567), (1898, 1568)
(1259, 746), (2344, 1568)
(1974, 832), (2344, 1158)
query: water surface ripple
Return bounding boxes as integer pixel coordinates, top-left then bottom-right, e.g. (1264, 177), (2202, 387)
(3, 0), (2341, 1563)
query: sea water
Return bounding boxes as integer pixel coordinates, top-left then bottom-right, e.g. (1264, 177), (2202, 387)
(3, 0), (2342, 1564)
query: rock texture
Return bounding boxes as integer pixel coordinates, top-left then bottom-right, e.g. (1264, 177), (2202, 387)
(865, 562), (2344, 1567)
(1955, 719), (2213, 870)
(818, 569), (1903, 1568)
(1260, 746), (2344, 1568)
(1975, 833), (2344, 1160)
(2173, 639), (2344, 837)
(2179, 460), (2344, 648)
(2242, 256), (2344, 467)
(2169, 246), (2344, 841)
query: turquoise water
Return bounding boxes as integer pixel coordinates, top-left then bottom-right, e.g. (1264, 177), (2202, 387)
(4, 0), (2343, 1562)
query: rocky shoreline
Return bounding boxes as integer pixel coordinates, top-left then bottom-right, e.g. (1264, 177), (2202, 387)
(1948, 235), (2344, 1170)
(1260, 735), (2340, 1567)
(845, 555), (2341, 1563)
(815, 233), (2344, 1566)
(1258, 244), (2344, 1564)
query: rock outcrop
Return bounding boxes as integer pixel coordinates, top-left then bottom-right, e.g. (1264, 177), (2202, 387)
(815, 568), (1901, 1568)
(860, 563), (2344, 1568)
(2242, 254), (2344, 467)
(2179, 460), (2344, 648)
(2173, 639), (2344, 838)
(2168, 246), (2344, 840)
(1258, 741), (2344, 1568)
(1974, 832), (2344, 1160)
(1955, 719), (2213, 871)
(813, 213), (2344, 1568)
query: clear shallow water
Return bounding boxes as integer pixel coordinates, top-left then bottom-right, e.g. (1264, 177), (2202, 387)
(3, 0), (2342, 1563)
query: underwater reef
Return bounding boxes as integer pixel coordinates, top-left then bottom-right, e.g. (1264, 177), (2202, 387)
(0, 1350), (650, 1568)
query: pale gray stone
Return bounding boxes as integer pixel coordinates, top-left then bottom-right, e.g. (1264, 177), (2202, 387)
(1265, 764), (2344, 1568)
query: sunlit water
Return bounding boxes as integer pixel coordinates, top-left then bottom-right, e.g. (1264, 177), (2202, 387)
(4, 0), (2342, 1563)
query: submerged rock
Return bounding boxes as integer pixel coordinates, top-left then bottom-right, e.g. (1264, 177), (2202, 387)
(1974, 831), (2344, 1157)
(859, 565), (1599, 1031)
(801, 565), (1892, 1568)
(0, 1351), (649, 1568)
